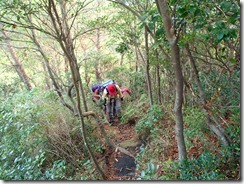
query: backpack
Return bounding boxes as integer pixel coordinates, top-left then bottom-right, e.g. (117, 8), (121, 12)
(98, 79), (116, 95)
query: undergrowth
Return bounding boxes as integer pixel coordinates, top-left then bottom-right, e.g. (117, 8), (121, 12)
(134, 103), (240, 180)
(0, 88), (100, 180)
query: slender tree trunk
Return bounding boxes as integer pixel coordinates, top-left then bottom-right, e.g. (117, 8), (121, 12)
(120, 53), (124, 66)
(27, 15), (75, 113)
(185, 44), (231, 145)
(155, 49), (162, 104)
(135, 46), (139, 72)
(84, 59), (91, 88)
(60, 0), (88, 112)
(40, 61), (52, 90)
(96, 0), (102, 80)
(95, 27), (102, 81)
(48, 0), (105, 179)
(134, 46), (139, 99)
(155, 0), (187, 161)
(145, 26), (153, 106)
(1, 30), (32, 91)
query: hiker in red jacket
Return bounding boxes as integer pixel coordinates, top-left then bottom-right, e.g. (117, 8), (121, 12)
(101, 83), (123, 124)
(121, 87), (131, 96)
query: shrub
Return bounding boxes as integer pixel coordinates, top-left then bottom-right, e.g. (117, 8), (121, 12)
(135, 104), (163, 140)
(137, 162), (160, 180)
(0, 93), (46, 180)
(157, 152), (226, 180)
(0, 89), (95, 180)
(178, 152), (226, 180)
(183, 107), (209, 148)
(44, 160), (67, 180)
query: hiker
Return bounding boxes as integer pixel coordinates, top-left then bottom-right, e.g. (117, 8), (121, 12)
(121, 87), (131, 102)
(91, 84), (101, 103)
(91, 80), (116, 103)
(101, 83), (123, 124)
(121, 87), (131, 96)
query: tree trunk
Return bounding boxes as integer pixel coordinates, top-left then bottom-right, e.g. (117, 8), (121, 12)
(27, 15), (75, 114)
(48, 0), (105, 179)
(155, 0), (187, 161)
(145, 26), (153, 106)
(1, 30), (32, 91)
(60, 0), (88, 112)
(185, 44), (231, 145)
(120, 53), (124, 66)
(135, 46), (139, 72)
(41, 61), (52, 90)
(155, 49), (162, 104)
(95, 27), (102, 81)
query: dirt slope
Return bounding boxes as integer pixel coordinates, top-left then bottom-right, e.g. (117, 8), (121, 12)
(102, 120), (141, 180)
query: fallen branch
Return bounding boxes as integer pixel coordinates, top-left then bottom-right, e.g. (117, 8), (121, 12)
(82, 111), (96, 117)
(116, 147), (135, 159)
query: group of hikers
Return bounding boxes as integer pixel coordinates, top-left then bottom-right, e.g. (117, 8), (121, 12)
(91, 80), (131, 125)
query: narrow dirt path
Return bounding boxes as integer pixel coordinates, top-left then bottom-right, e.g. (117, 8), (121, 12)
(102, 120), (141, 180)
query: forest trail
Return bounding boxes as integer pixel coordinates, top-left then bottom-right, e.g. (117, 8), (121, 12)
(102, 119), (142, 180)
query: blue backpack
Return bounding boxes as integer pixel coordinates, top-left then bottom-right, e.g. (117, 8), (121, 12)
(98, 80), (116, 95)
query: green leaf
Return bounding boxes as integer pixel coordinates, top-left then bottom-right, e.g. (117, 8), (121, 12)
(228, 17), (236, 24)
(229, 58), (236, 64)
(217, 33), (224, 40)
(221, 2), (232, 11)
(150, 163), (155, 171)
(14, 157), (20, 163)
(178, 7), (187, 14)
(182, 12), (189, 18)
(155, 27), (164, 37)
(194, 9), (201, 16)
(141, 170), (145, 177)
(178, 7), (188, 18)
(138, 22), (146, 30)
(148, 22), (155, 31)
(216, 21), (225, 28)
(194, 24), (203, 29)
